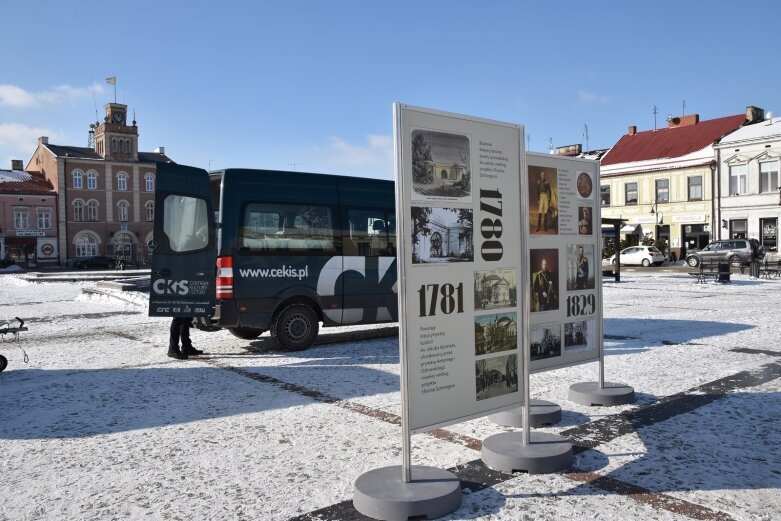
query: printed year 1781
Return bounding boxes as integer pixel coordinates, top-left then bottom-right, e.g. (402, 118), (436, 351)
(418, 283), (464, 317)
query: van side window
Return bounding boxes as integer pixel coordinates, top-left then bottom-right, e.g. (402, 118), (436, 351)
(239, 203), (336, 254)
(345, 209), (395, 256)
(163, 195), (210, 252)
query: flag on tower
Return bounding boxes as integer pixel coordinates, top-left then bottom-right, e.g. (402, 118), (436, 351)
(106, 76), (116, 85)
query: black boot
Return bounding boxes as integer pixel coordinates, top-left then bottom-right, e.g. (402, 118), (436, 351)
(536, 214), (542, 231)
(167, 347), (188, 360)
(182, 344), (203, 356)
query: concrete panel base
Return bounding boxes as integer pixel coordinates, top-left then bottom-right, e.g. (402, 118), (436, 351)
(482, 431), (573, 474)
(353, 465), (461, 521)
(568, 381), (635, 406)
(488, 399), (562, 428)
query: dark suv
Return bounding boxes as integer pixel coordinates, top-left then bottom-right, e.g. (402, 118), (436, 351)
(685, 239), (765, 267)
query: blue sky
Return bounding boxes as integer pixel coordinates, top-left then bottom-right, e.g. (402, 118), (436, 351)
(2, 1), (780, 180)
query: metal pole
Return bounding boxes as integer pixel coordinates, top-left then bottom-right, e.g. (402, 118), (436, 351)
(394, 103), (412, 483)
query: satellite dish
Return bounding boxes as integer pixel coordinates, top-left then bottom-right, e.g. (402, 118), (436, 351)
(666, 114), (673, 122)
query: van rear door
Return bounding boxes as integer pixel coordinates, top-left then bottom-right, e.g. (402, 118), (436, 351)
(149, 162), (216, 317)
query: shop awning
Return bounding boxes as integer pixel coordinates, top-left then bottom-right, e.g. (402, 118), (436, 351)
(601, 223), (642, 237)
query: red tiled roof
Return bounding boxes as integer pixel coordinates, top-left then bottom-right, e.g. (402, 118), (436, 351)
(601, 114), (747, 166)
(0, 172), (56, 195)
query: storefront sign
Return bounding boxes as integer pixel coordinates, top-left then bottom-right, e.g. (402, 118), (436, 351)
(673, 214), (706, 224)
(15, 229), (46, 237)
(395, 104), (525, 433)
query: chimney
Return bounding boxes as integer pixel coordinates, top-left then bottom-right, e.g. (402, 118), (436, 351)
(746, 106), (764, 123)
(11, 159), (24, 171)
(668, 114), (699, 128)
(628, 125), (637, 136)
(154, 146), (165, 155)
(556, 144), (581, 156)
(38, 136), (49, 145)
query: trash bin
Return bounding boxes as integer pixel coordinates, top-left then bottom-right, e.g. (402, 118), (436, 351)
(717, 263), (730, 283)
(750, 260), (760, 278)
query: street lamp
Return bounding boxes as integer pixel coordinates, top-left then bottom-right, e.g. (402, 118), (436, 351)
(650, 199), (664, 254)
(650, 199), (663, 226)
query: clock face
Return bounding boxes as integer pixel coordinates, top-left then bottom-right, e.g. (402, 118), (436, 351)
(113, 111), (124, 123)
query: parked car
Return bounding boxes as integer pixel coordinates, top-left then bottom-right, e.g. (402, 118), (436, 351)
(608, 246), (665, 267)
(73, 255), (139, 269)
(685, 239), (765, 267)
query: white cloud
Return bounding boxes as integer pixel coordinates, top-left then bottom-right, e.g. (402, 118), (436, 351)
(0, 123), (59, 154)
(577, 89), (610, 105)
(0, 83), (105, 108)
(322, 134), (393, 169)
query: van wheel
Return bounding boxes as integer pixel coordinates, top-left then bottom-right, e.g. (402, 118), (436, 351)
(228, 327), (265, 340)
(0, 355), (7, 372)
(271, 304), (319, 351)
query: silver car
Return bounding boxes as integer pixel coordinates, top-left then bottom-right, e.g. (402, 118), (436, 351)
(685, 239), (765, 267)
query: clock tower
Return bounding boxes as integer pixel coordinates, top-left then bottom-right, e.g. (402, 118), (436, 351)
(93, 102), (139, 161)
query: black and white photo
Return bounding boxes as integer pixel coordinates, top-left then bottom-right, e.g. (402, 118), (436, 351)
(475, 354), (518, 401)
(474, 268), (517, 310)
(474, 312), (518, 355)
(410, 206), (473, 264)
(411, 129), (472, 202)
(530, 323), (561, 361)
(566, 244), (595, 291)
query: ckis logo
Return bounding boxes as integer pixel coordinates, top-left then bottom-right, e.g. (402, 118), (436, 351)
(153, 279), (190, 295)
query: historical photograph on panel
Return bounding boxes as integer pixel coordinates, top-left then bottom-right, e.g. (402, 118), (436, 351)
(576, 171), (594, 200)
(530, 248), (559, 312)
(528, 165), (558, 235)
(474, 312), (518, 355)
(410, 129), (472, 202)
(530, 323), (561, 361)
(474, 268), (517, 310)
(564, 320), (596, 354)
(566, 244), (595, 291)
(475, 354), (518, 401)
(411, 206), (473, 264)
(578, 206), (593, 235)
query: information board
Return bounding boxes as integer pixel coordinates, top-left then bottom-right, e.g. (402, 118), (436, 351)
(394, 104), (525, 433)
(525, 152), (602, 373)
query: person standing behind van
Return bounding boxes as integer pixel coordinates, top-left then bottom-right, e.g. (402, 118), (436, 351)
(168, 317), (203, 359)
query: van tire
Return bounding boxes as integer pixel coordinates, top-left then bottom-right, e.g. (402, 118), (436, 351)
(0, 354), (7, 372)
(271, 304), (319, 351)
(228, 327), (265, 340)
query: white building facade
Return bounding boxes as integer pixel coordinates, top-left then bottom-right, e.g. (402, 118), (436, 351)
(714, 116), (781, 254)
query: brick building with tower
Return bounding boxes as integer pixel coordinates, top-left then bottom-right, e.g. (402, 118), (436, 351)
(25, 102), (172, 265)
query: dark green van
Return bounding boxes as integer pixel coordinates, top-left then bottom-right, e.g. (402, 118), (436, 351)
(149, 162), (397, 350)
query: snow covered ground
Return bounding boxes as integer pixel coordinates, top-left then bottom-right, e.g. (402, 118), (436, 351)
(0, 271), (779, 521)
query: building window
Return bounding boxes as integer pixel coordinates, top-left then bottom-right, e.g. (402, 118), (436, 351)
(145, 201), (154, 222)
(14, 209), (29, 229)
(761, 217), (777, 252)
(729, 164), (748, 195)
(73, 200), (84, 222)
(122, 139), (129, 153)
(72, 170), (83, 189)
(87, 200), (99, 222)
(655, 178), (669, 203)
(600, 185), (610, 207)
(76, 235), (98, 257)
(37, 210), (51, 229)
(729, 219), (747, 240)
(111, 138), (118, 153)
(625, 182), (638, 205)
(117, 200), (129, 222)
(760, 161), (779, 193)
(117, 172), (128, 191)
(145, 173), (155, 192)
(87, 170), (98, 190)
(688, 176), (703, 201)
